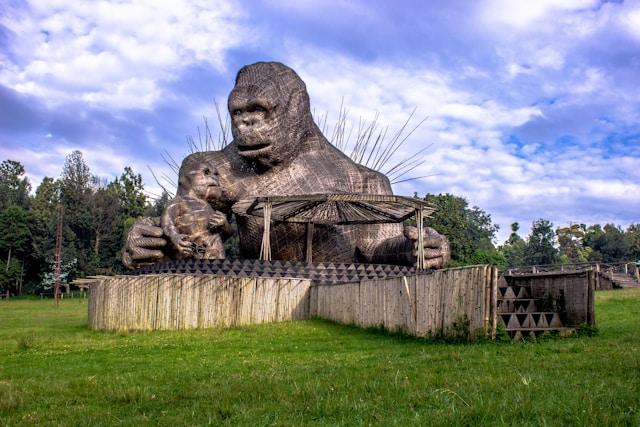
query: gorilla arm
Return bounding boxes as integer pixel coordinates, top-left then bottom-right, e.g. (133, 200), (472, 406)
(161, 198), (195, 257)
(356, 169), (451, 269)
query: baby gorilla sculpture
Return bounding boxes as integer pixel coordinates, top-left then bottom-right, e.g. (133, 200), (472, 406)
(123, 62), (450, 269)
(161, 156), (230, 259)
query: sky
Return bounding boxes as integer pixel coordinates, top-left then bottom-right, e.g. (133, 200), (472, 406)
(1, 0), (639, 242)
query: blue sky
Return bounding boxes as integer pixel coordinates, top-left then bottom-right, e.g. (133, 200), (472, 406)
(1, 0), (639, 242)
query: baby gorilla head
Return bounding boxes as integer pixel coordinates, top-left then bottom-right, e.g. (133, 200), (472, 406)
(177, 156), (221, 202)
(228, 62), (316, 168)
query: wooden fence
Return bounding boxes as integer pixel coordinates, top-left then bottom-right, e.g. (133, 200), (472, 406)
(310, 265), (498, 338)
(88, 265), (498, 339)
(88, 275), (310, 331)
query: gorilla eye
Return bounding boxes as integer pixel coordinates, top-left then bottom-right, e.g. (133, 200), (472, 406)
(233, 109), (242, 116)
(254, 105), (266, 113)
(203, 168), (210, 176)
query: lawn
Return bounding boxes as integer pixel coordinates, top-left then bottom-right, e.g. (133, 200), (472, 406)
(1, 289), (639, 426)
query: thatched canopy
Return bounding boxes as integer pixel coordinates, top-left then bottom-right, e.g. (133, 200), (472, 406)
(232, 193), (435, 225)
(232, 193), (436, 269)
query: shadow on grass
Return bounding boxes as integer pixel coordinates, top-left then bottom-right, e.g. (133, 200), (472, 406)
(304, 317), (597, 346)
(304, 317), (493, 345)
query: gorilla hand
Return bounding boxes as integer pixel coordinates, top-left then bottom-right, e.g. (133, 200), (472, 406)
(208, 211), (231, 234)
(122, 217), (168, 269)
(370, 226), (450, 269)
(170, 234), (194, 257)
(403, 226), (450, 269)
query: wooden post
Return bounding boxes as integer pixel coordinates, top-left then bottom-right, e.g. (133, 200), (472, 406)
(259, 200), (272, 261)
(415, 208), (425, 270)
(491, 266), (498, 339)
(305, 222), (314, 264)
(587, 270), (596, 326)
(54, 205), (64, 307)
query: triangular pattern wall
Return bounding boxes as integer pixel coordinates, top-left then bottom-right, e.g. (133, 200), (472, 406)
(497, 282), (566, 339)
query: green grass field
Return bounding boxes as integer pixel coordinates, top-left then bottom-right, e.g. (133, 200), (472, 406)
(1, 289), (639, 426)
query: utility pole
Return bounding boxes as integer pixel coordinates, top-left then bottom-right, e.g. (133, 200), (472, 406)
(54, 204), (64, 307)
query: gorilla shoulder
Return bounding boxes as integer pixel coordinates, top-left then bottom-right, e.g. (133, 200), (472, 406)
(355, 163), (393, 195)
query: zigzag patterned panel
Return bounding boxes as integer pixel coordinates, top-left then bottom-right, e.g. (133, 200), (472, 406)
(129, 258), (422, 285)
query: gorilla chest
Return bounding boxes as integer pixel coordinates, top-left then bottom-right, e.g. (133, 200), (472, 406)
(245, 162), (356, 196)
(234, 166), (360, 261)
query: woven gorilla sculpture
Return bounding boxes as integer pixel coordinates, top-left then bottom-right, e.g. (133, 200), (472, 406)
(123, 62), (450, 269)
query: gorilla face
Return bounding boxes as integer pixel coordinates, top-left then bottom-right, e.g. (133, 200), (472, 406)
(189, 166), (222, 202)
(228, 62), (315, 168)
(178, 157), (221, 201)
(229, 84), (281, 160)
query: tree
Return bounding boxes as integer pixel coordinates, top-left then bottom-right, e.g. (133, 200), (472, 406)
(0, 258), (22, 296)
(0, 206), (31, 262)
(583, 225), (604, 261)
(500, 222), (527, 268)
(0, 159), (31, 210)
(28, 177), (61, 292)
(524, 219), (559, 265)
(146, 190), (171, 217)
(59, 151), (96, 277)
(625, 224), (640, 261)
(556, 223), (591, 263)
(30, 177), (60, 256)
(587, 224), (630, 262)
(111, 166), (147, 221)
(420, 193), (500, 265)
(0, 162), (41, 293)
(91, 185), (123, 273)
(41, 258), (77, 295)
(0, 206), (31, 294)
(506, 222), (523, 245)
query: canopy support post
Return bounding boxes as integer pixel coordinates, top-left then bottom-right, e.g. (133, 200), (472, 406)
(415, 208), (425, 270)
(259, 200), (272, 261)
(305, 222), (314, 264)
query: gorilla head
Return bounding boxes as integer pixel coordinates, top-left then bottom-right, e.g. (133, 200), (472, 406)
(228, 62), (316, 168)
(177, 154), (232, 210)
(177, 155), (220, 200)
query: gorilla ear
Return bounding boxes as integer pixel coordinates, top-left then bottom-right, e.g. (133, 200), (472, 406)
(286, 88), (313, 125)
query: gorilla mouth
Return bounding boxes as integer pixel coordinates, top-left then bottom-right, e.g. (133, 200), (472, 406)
(237, 142), (272, 154)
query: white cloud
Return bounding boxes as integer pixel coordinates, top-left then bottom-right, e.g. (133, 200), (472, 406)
(438, 102), (542, 129)
(0, 0), (250, 109)
(571, 68), (605, 95)
(481, 0), (598, 29)
(622, 7), (640, 40)
(534, 46), (565, 70)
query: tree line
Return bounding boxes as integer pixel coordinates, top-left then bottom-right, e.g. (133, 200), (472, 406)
(418, 193), (640, 268)
(1, 154), (638, 295)
(0, 152), (169, 295)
